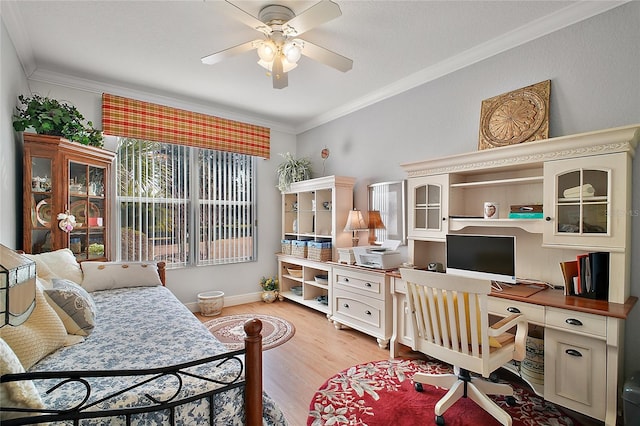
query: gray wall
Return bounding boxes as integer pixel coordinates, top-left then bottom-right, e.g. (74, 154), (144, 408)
(0, 18), (29, 248)
(297, 3), (640, 378)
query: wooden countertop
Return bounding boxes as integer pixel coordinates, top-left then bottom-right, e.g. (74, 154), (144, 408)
(387, 269), (637, 320)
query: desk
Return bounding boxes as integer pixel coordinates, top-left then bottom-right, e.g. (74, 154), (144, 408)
(389, 271), (637, 425)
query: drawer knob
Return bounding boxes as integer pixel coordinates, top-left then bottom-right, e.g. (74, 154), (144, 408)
(565, 318), (583, 326)
(507, 307), (521, 314)
(365, 282), (372, 288)
(545, 216), (552, 222)
(343, 303), (350, 308)
(344, 278), (349, 283)
(566, 349), (583, 357)
(365, 310), (372, 316)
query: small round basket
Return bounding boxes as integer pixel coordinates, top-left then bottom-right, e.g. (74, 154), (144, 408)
(198, 291), (225, 316)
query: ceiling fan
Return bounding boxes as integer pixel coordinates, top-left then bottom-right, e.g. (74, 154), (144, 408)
(201, 0), (353, 89)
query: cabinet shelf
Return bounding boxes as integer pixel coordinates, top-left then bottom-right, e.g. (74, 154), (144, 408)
(280, 291), (330, 315)
(448, 218), (544, 233)
(305, 280), (329, 290)
(450, 175), (543, 188)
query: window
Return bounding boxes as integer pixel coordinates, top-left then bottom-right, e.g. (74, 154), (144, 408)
(116, 138), (256, 267)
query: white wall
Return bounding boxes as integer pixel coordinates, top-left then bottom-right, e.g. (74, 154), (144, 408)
(0, 17), (29, 248)
(297, 2), (640, 379)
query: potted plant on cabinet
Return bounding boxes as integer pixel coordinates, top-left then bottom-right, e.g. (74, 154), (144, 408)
(12, 94), (104, 147)
(276, 152), (312, 192)
(259, 276), (279, 303)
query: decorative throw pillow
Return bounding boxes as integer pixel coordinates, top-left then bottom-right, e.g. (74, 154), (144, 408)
(44, 278), (97, 336)
(81, 261), (162, 292)
(0, 338), (45, 421)
(23, 248), (83, 286)
(0, 282), (67, 370)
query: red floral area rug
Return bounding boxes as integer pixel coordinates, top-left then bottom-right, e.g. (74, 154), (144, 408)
(204, 314), (295, 351)
(308, 358), (581, 426)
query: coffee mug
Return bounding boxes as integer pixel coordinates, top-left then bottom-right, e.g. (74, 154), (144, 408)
(484, 202), (499, 219)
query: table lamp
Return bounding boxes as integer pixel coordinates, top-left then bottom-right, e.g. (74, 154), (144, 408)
(344, 209), (368, 247)
(367, 210), (386, 245)
(0, 244), (37, 327)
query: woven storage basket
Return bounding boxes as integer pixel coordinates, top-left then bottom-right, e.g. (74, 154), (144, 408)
(291, 240), (308, 258)
(308, 246), (332, 261)
(281, 240), (291, 255)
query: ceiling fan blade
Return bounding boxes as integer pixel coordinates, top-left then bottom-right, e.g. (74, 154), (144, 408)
(272, 56), (288, 89)
(224, 0), (272, 35)
(201, 40), (260, 65)
(301, 40), (353, 72)
(282, 0), (342, 36)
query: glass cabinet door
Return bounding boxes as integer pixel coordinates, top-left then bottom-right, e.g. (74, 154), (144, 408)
(543, 153), (627, 249)
(68, 162), (107, 260)
(29, 157), (54, 254)
(555, 169), (608, 235)
(407, 175), (449, 240)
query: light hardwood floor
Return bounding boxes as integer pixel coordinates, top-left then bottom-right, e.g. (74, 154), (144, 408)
(196, 299), (604, 426)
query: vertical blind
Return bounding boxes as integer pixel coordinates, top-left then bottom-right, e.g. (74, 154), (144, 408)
(117, 139), (256, 266)
(102, 93), (271, 158)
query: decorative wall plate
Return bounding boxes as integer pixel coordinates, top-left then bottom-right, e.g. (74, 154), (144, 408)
(36, 198), (52, 227)
(70, 200), (100, 226)
(478, 80), (550, 150)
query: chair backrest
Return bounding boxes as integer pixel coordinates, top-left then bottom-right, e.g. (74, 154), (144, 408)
(400, 268), (522, 378)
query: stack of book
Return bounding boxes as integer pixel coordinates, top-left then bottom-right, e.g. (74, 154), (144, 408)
(559, 252), (610, 299)
(508, 204), (543, 219)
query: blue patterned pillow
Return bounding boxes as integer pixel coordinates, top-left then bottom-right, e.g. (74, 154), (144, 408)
(44, 279), (97, 336)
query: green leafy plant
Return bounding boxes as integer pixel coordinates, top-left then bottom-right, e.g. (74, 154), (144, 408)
(276, 152), (312, 192)
(13, 94), (104, 147)
(260, 276), (279, 291)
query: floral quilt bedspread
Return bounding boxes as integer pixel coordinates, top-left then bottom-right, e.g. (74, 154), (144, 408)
(30, 285), (287, 425)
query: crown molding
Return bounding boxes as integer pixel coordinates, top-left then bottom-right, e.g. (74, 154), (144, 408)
(27, 68), (296, 134)
(294, 1), (628, 134)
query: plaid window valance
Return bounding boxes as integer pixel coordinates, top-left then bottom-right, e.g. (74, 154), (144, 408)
(102, 93), (270, 158)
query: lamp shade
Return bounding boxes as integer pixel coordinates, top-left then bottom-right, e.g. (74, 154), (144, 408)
(344, 209), (368, 232)
(0, 244), (36, 327)
(367, 211), (386, 230)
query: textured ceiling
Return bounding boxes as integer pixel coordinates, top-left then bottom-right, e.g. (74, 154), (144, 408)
(2, 1), (625, 133)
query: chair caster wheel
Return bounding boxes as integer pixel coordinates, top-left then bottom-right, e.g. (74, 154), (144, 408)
(435, 415), (445, 425)
(506, 396), (517, 406)
(414, 382), (424, 392)
(489, 372), (499, 382)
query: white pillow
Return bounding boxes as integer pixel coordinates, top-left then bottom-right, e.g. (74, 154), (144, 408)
(44, 279), (97, 336)
(0, 338), (44, 421)
(81, 261), (162, 292)
(23, 248), (83, 287)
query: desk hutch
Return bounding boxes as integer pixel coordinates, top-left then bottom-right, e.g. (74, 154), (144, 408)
(392, 124), (639, 425)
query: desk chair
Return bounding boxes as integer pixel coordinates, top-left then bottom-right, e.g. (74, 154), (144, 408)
(400, 268), (528, 426)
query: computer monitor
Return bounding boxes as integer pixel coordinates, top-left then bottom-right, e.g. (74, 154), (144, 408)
(445, 234), (516, 284)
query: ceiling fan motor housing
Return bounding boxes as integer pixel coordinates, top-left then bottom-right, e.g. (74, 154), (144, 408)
(259, 5), (295, 27)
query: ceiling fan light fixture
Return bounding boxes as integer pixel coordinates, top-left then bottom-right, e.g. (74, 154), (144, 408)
(283, 40), (303, 64)
(257, 40), (277, 62)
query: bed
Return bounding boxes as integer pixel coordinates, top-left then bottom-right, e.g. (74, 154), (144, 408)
(0, 249), (287, 425)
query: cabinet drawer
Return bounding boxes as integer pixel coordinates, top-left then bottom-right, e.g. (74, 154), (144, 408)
(488, 297), (544, 325)
(545, 307), (606, 338)
(334, 268), (385, 300)
(333, 288), (383, 335)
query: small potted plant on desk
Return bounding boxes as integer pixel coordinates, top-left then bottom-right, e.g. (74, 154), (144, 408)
(260, 276), (279, 303)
